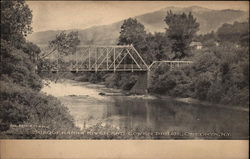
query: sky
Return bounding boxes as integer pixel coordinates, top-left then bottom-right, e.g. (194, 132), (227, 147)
(27, 1), (249, 32)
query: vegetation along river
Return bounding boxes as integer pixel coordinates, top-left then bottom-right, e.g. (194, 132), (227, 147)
(42, 79), (249, 139)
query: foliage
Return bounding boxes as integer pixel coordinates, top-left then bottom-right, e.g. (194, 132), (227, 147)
(20, 41), (41, 62)
(104, 73), (121, 88)
(118, 18), (174, 64)
(49, 31), (80, 55)
(217, 21), (249, 46)
(121, 74), (138, 90)
(164, 11), (199, 59)
(88, 72), (106, 83)
(148, 18), (249, 107)
(0, 80), (75, 128)
(150, 43), (249, 106)
(76, 18), (248, 107)
(0, 39), (42, 91)
(118, 18), (154, 63)
(118, 18), (147, 46)
(37, 31), (81, 83)
(149, 65), (193, 97)
(40, 31), (80, 60)
(144, 32), (172, 61)
(1, 0), (32, 45)
(194, 31), (219, 48)
(0, 0), (77, 138)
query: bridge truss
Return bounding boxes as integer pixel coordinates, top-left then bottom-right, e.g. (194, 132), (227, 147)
(42, 45), (193, 73)
(46, 45), (149, 72)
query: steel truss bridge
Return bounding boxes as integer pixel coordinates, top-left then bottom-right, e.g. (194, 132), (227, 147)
(42, 45), (193, 73)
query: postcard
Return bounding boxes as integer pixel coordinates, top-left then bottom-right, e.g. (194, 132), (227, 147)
(0, 0), (249, 158)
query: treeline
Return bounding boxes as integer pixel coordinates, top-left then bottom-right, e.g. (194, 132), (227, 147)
(148, 20), (249, 107)
(75, 12), (249, 107)
(0, 0), (76, 138)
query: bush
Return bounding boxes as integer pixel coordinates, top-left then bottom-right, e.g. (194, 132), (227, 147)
(150, 73), (176, 94)
(0, 41), (77, 138)
(0, 80), (75, 132)
(122, 75), (138, 90)
(104, 73), (120, 88)
(194, 73), (212, 100)
(206, 81), (224, 103)
(149, 65), (193, 97)
(0, 0), (78, 139)
(0, 40), (42, 91)
(149, 43), (249, 106)
(88, 72), (106, 83)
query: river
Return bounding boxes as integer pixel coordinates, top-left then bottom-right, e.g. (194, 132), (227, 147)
(42, 79), (249, 139)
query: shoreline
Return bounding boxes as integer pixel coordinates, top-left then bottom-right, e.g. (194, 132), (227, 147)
(153, 94), (249, 112)
(94, 82), (249, 112)
(45, 79), (249, 112)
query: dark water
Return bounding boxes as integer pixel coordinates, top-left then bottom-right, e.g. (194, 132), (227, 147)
(103, 97), (249, 139)
(43, 80), (249, 139)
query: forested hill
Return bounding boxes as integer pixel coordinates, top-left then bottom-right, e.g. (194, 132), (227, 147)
(27, 6), (248, 46)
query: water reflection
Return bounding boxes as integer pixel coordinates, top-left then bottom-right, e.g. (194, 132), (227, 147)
(42, 80), (249, 139)
(103, 97), (248, 138)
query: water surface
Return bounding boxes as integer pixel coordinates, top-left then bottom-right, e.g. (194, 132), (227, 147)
(42, 79), (249, 139)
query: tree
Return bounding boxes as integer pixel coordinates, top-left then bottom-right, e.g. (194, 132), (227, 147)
(164, 11), (199, 59)
(145, 32), (171, 61)
(1, 0), (33, 45)
(21, 42), (41, 63)
(38, 31), (80, 82)
(0, 40), (42, 91)
(118, 18), (156, 63)
(0, 0), (42, 90)
(40, 31), (80, 59)
(118, 18), (147, 46)
(0, 0), (76, 136)
(217, 21), (249, 47)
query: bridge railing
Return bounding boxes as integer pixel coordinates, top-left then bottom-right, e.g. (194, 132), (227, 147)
(148, 60), (193, 71)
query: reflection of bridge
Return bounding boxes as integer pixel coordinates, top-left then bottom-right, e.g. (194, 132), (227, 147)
(43, 45), (193, 94)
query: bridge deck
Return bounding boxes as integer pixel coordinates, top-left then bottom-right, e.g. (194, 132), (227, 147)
(45, 69), (148, 73)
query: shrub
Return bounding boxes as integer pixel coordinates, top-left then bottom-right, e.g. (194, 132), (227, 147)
(149, 42), (249, 106)
(0, 80), (75, 132)
(0, 40), (42, 91)
(206, 81), (224, 103)
(122, 75), (138, 90)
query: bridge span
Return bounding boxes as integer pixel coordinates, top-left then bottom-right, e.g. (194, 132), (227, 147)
(41, 45), (193, 94)
(42, 45), (192, 72)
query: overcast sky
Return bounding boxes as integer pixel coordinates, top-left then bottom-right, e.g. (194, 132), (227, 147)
(27, 1), (249, 32)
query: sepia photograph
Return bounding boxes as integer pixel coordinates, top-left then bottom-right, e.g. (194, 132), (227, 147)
(0, 0), (249, 141)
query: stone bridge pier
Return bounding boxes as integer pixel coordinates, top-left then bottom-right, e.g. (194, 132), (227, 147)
(130, 71), (150, 94)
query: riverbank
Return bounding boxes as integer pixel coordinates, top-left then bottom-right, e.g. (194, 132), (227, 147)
(98, 89), (249, 112)
(154, 95), (249, 112)
(40, 71), (249, 109)
(48, 77), (249, 112)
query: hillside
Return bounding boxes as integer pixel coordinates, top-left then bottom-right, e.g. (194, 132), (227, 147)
(27, 6), (248, 47)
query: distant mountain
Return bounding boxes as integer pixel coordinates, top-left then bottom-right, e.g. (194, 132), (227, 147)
(27, 6), (248, 47)
(136, 6), (248, 33)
